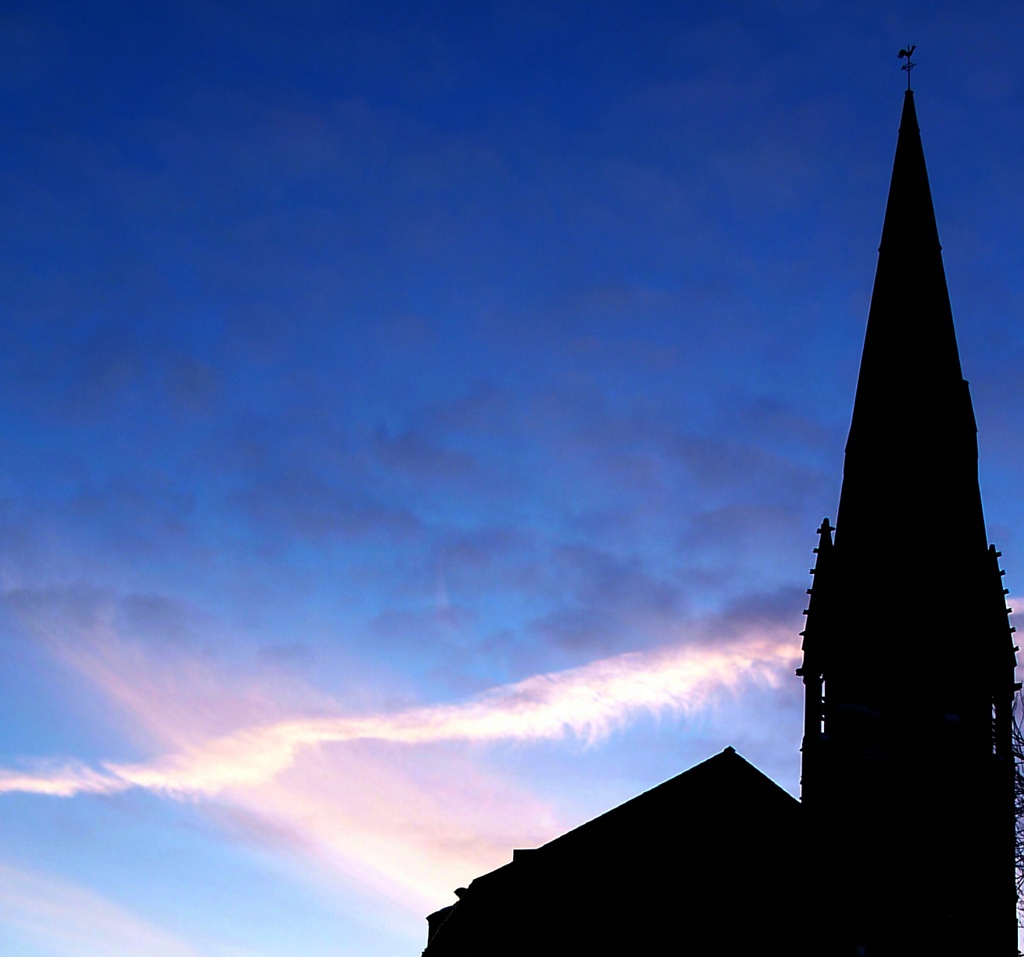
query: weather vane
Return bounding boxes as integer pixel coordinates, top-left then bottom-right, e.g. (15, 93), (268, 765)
(898, 45), (916, 91)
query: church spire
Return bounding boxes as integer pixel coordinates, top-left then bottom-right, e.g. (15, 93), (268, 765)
(797, 92), (1018, 956)
(836, 90), (987, 570)
(843, 91), (973, 471)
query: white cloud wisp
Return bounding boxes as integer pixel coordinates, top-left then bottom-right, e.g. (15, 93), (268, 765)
(0, 626), (797, 801)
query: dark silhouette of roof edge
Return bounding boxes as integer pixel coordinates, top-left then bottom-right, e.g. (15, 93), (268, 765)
(534, 745), (798, 854)
(423, 746), (803, 953)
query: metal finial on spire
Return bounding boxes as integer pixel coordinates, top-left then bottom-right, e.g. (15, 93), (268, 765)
(898, 45), (916, 91)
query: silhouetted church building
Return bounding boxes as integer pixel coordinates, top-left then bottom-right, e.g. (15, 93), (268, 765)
(421, 91), (1019, 957)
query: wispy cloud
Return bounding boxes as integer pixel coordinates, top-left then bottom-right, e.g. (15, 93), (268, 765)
(0, 625), (796, 800)
(2, 586), (803, 910)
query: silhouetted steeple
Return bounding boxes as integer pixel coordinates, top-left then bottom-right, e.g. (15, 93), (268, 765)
(799, 91), (1018, 957)
(841, 91), (982, 555)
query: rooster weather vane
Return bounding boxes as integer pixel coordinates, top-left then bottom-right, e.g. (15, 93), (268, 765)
(899, 45), (916, 90)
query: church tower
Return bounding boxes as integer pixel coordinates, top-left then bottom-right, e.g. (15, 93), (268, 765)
(798, 90), (1019, 955)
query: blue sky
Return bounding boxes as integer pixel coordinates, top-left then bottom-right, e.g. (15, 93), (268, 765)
(3, 2), (1024, 955)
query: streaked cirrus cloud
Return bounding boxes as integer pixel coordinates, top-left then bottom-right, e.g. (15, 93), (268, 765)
(0, 624), (797, 801)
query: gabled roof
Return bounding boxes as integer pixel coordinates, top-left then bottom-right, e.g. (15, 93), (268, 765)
(535, 745), (799, 857)
(424, 748), (805, 956)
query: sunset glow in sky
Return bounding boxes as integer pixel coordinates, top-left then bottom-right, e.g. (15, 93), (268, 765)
(4, 3), (1024, 955)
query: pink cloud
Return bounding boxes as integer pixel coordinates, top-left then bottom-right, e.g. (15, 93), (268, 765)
(0, 625), (796, 799)
(2, 592), (799, 909)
